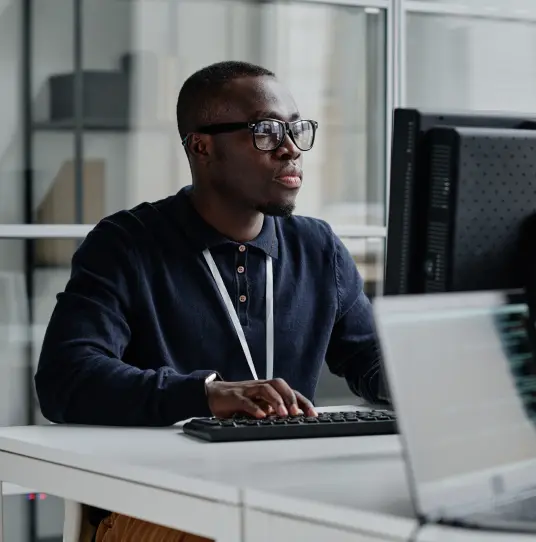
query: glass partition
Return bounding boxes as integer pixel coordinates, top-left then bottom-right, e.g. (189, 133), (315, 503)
(2, 0), (391, 539)
(406, 12), (536, 112)
(21, 0), (388, 229)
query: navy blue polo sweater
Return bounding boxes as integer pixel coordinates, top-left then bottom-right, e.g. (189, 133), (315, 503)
(35, 186), (384, 426)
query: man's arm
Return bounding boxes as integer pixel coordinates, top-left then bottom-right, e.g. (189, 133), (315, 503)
(34, 217), (214, 426)
(324, 233), (390, 405)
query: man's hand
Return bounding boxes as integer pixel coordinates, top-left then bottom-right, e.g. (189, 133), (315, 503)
(205, 378), (317, 419)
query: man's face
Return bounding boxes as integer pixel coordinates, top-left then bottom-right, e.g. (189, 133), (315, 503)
(202, 76), (307, 217)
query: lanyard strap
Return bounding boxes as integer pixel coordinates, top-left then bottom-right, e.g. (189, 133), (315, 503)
(202, 249), (274, 381)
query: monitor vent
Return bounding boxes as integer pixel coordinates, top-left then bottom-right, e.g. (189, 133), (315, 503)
(430, 144), (451, 209)
(425, 221), (448, 291)
(399, 119), (417, 293)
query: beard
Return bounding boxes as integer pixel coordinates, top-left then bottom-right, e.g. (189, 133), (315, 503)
(210, 172), (296, 218)
(256, 201), (295, 218)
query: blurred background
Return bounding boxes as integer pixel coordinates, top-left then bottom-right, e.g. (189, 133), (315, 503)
(1, 0), (536, 539)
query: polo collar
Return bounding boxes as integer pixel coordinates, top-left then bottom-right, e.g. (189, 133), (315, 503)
(173, 186), (279, 259)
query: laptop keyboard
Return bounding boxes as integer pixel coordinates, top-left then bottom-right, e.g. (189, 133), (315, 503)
(182, 409), (397, 442)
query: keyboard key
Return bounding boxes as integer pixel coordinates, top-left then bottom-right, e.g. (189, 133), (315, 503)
(221, 420), (235, 427)
(199, 419), (221, 426)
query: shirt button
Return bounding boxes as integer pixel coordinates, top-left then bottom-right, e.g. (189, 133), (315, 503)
(239, 295), (247, 303)
(237, 266), (245, 274)
(238, 245), (246, 253)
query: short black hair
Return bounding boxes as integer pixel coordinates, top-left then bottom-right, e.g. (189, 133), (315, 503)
(176, 61), (275, 141)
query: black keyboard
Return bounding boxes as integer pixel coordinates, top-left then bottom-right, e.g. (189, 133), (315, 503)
(182, 409), (397, 442)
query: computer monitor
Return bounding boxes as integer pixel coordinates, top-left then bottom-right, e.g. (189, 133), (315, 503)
(385, 108), (536, 295)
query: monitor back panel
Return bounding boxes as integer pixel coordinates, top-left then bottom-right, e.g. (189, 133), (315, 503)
(425, 127), (536, 293)
(386, 108), (536, 295)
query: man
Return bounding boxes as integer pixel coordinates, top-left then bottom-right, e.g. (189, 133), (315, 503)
(35, 61), (386, 542)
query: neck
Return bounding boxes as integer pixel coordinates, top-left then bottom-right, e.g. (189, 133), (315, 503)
(190, 186), (264, 242)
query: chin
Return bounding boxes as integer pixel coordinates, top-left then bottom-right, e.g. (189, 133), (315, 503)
(257, 201), (296, 218)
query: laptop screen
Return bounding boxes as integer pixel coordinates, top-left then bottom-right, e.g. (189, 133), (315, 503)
(374, 290), (536, 516)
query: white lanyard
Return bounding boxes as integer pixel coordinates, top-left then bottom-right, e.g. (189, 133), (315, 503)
(202, 249), (274, 381)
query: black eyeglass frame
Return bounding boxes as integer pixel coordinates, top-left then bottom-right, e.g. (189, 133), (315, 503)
(182, 118), (318, 152)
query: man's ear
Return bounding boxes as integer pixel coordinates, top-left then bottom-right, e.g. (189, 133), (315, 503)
(188, 134), (211, 158)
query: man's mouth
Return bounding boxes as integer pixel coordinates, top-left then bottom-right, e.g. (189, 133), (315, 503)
(274, 168), (302, 189)
(274, 175), (302, 188)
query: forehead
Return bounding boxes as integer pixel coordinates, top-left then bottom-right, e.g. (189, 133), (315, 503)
(220, 76), (300, 122)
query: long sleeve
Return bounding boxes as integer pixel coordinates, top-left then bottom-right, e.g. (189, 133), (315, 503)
(35, 218), (214, 426)
(325, 233), (390, 405)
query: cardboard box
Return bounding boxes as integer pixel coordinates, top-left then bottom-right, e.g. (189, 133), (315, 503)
(35, 160), (105, 266)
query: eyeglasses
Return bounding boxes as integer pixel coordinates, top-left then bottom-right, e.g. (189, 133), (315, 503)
(184, 118), (318, 152)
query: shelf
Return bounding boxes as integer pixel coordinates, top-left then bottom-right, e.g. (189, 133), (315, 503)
(33, 119), (130, 132)
(33, 119), (173, 133)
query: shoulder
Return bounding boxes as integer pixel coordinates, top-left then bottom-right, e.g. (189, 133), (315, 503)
(276, 214), (362, 284)
(85, 196), (176, 244)
(276, 214), (336, 250)
(77, 196), (176, 260)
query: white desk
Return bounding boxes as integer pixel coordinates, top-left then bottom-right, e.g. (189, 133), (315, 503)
(242, 436), (416, 541)
(0, 425), (241, 542)
(2, 421), (532, 542)
(0, 408), (416, 542)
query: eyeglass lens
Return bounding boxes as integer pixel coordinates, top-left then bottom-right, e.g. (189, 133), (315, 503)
(253, 120), (315, 151)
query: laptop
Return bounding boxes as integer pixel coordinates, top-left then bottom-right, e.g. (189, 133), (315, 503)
(373, 289), (536, 533)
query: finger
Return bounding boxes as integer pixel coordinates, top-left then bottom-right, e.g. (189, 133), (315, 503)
(270, 378), (300, 415)
(294, 391), (317, 417)
(253, 399), (275, 416)
(237, 395), (268, 419)
(247, 383), (288, 416)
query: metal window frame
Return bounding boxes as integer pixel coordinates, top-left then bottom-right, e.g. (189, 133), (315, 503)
(0, 224), (386, 240)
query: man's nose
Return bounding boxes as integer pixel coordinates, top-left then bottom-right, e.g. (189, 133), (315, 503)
(275, 132), (301, 161)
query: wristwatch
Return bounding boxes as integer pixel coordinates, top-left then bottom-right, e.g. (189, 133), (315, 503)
(204, 372), (219, 395)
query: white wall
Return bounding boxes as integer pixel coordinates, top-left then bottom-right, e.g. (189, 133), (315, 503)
(406, 13), (536, 114)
